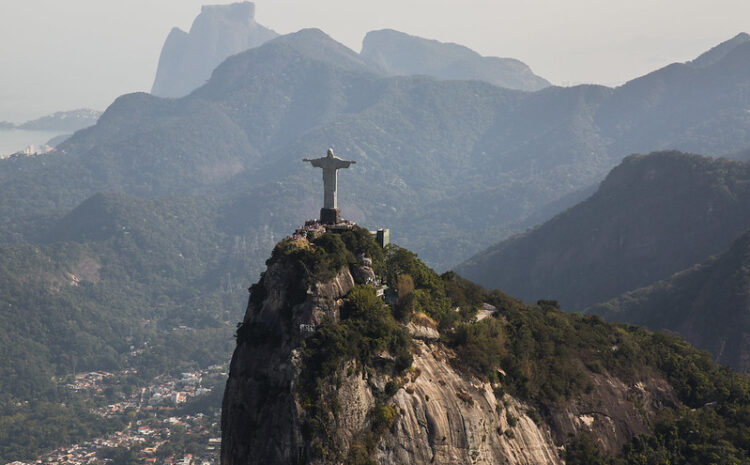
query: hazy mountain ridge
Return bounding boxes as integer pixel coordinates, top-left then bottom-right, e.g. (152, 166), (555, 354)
(456, 152), (750, 313)
(4, 30), (750, 272)
(2, 28), (750, 460)
(360, 29), (550, 91)
(587, 230), (750, 372)
(596, 38), (750, 157)
(689, 32), (750, 68)
(3, 30), (750, 276)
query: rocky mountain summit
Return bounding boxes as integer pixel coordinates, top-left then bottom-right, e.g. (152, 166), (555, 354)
(221, 223), (749, 464)
(151, 1), (277, 98)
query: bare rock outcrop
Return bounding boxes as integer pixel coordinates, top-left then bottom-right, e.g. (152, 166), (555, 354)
(221, 258), (355, 465)
(223, 267), (676, 465)
(406, 322), (440, 341)
(221, 230), (680, 465)
(152, 2), (277, 98)
(380, 341), (562, 465)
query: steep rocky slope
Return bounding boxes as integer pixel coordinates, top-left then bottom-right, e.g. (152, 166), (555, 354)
(588, 230), (750, 372)
(456, 152), (750, 310)
(221, 224), (749, 464)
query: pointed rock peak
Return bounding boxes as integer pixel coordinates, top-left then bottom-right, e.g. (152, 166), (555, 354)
(690, 32), (750, 68)
(263, 28), (371, 71)
(273, 28), (351, 50)
(166, 26), (188, 37)
(275, 27), (333, 43)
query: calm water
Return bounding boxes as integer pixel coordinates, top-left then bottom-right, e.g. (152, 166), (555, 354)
(0, 129), (69, 157)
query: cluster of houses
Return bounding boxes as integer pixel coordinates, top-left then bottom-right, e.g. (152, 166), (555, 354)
(15, 366), (226, 465)
(143, 372), (211, 409)
(10, 415), (217, 465)
(66, 371), (118, 392)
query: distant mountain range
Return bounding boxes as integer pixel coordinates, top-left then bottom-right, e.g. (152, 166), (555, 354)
(1, 28), (750, 395)
(3, 23), (750, 458)
(151, 3), (551, 100)
(456, 152), (750, 311)
(151, 2), (278, 98)
(4, 28), (744, 271)
(360, 29), (550, 91)
(0, 109), (101, 133)
(587, 229), (750, 372)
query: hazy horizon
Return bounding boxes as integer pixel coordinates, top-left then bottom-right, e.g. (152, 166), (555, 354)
(1, 0), (749, 122)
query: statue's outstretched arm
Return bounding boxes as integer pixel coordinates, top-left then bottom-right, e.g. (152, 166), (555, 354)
(337, 160), (356, 168)
(303, 158), (324, 168)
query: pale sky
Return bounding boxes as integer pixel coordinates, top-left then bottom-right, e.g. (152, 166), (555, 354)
(1, 0), (749, 122)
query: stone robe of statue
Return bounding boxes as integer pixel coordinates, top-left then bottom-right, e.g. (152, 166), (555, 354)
(303, 148), (355, 209)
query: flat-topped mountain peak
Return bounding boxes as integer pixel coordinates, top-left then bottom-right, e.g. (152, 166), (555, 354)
(361, 28), (550, 91)
(151, 1), (277, 98)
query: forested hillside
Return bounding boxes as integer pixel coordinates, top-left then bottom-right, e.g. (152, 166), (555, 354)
(4, 30), (750, 272)
(3, 28), (750, 461)
(222, 226), (750, 464)
(587, 230), (750, 372)
(0, 192), (241, 461)
(457, 152), (750, 311)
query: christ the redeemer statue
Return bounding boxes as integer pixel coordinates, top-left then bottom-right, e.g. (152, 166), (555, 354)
(303, 148), (355, 224)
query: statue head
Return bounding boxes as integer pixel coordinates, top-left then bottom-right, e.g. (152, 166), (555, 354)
(327, 148), (334, 158)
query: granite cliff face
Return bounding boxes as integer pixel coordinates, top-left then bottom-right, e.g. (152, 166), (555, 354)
(221, 261), (356, 464)
(221, 226), (697, 465)
(152, 2), (277, 98)
(377, 341), (676, 464)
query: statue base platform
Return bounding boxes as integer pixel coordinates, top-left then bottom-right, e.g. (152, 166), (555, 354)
(320, 208), (341, 225)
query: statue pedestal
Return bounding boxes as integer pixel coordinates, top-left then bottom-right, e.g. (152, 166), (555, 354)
(320, 208), (341, 225)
